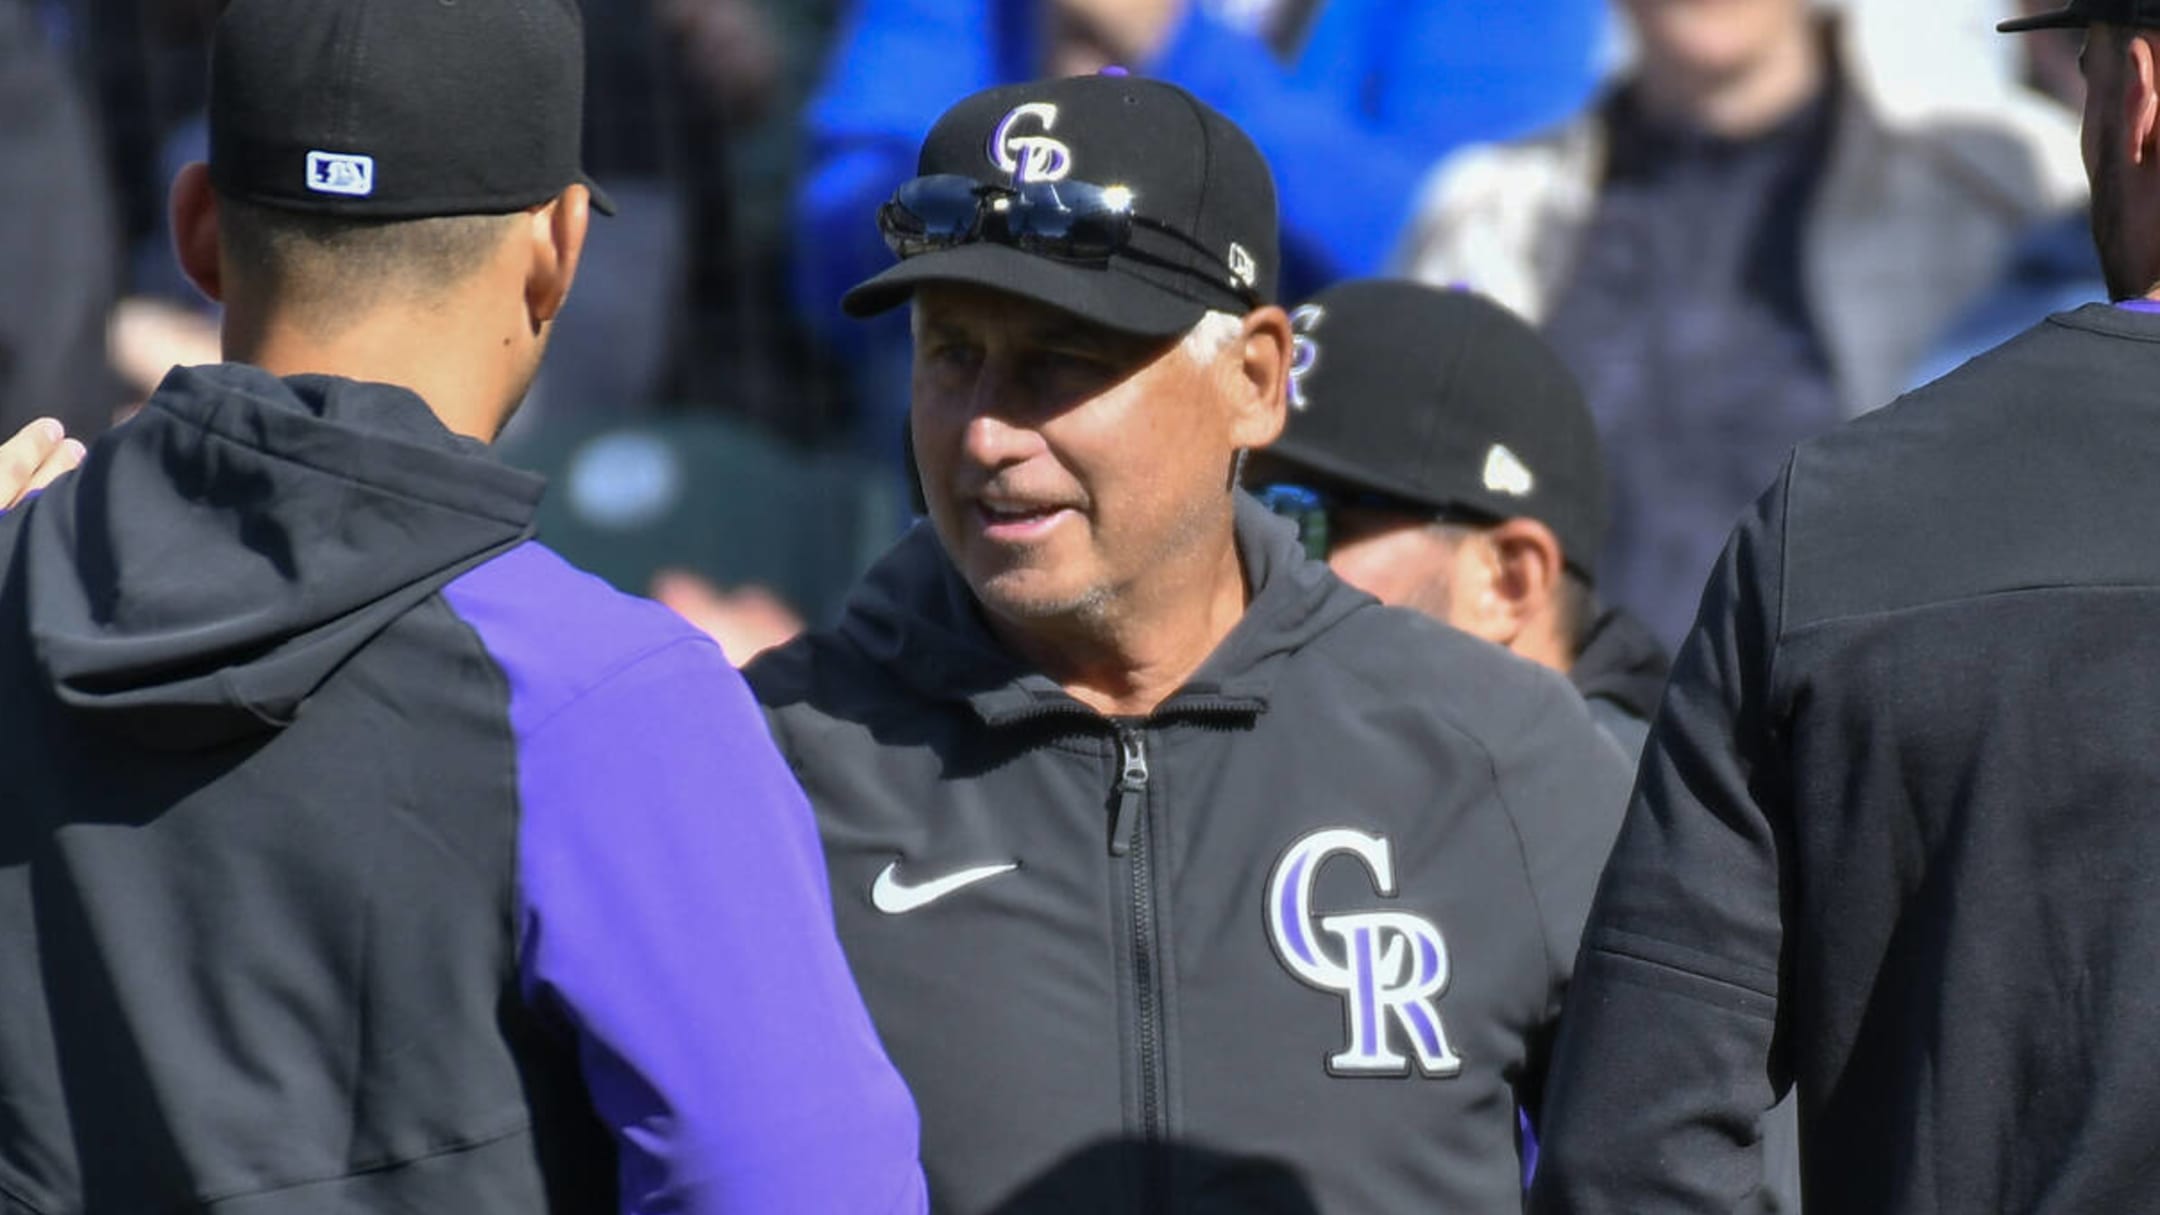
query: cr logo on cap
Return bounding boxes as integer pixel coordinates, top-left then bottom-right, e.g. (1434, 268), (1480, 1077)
(989, 103), (1074, 183)
(1288, 304), (1325, 413)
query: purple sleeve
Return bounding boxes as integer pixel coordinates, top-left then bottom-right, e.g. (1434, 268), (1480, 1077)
(448, 548), (927, 1214)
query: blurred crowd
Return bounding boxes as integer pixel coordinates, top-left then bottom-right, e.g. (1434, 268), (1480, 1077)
(0, 0), (2101, 656)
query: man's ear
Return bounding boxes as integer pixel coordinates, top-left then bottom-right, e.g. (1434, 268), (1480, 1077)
(170, 163), (224, 305)
(1228, 305), (1292, 450)
(525, 184), (592, 331)
(1484, 516), (1564, 635)
(2130, 32), (2160, 166)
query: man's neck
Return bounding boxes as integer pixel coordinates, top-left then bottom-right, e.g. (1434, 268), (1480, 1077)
(990, 532), (1251, 719)
(223, 309), (513, 442)
(1635, 14), (1826, 140)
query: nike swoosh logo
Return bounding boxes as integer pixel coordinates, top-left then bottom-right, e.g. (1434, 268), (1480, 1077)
(871, 860), (1019, 915)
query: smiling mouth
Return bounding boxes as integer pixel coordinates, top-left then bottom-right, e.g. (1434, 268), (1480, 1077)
(974, 501), (1074, 535)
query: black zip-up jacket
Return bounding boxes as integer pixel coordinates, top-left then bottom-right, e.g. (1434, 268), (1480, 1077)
(1530, 304), (2160, 1214)
(747, 496), (1633, 1214)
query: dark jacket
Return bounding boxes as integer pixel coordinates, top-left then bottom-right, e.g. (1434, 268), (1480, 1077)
(1569, 604), (1669, 764)
(0, 365), (923, 1213)
(748, 496), (1633, 1214)
(1531, 304), (2160, 1214)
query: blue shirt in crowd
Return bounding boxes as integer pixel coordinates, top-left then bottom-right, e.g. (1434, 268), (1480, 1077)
(796, 0), (1609, 444)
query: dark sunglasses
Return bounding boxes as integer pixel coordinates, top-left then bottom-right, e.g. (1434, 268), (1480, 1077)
(1254, 482), (1496, 563)
(877, 173), (1259, 306)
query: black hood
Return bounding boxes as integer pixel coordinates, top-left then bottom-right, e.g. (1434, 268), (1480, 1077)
(831, 493), (1374, 724)
(3, 364), (542, 750)
(1569, 603), (1671, 724)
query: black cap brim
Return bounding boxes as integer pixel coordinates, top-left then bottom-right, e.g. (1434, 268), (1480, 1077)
(842, 243), (1210, 338)
(580, 173), (617, 217)
(1999, 6), (2088, 31)
(1259, 434), (1451, 514)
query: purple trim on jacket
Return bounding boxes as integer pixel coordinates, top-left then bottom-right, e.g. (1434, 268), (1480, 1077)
(2115, 299), (2160, 313)
(444, 542), (926, 1214)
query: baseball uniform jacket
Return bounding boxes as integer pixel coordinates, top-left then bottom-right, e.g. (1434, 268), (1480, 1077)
(747, 495), (1633, 1214)
(1530, 304), (2160, 1213)
(0, 364), (924, 1214)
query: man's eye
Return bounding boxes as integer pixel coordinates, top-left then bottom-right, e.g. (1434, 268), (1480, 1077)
(1037, 350), (1111, 378)
(926, 342), (982, 371)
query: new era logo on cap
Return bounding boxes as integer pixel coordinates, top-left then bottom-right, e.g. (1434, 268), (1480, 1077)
(1482, 445), (1535, 497)
(1260, 280), (1609, 583)
(306, 151), (375, 198)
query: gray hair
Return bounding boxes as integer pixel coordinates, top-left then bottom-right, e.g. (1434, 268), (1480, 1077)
(1181, 309), (1245, 365)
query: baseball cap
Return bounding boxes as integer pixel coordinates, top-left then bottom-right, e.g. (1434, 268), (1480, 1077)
(1258, 280), (1608, 581)
(842, 75), (1278, 338)
(210, 0), (615, 219)
(2001, 0), (2160, 31)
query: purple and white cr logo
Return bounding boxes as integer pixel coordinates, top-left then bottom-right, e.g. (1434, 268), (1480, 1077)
(988, 103), (1073, 183)
(1267, 828), (1461, 1078)
(1287, 304), (1324, 412)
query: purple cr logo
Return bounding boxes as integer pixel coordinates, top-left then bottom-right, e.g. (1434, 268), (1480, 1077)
(1267, 828), (1461, 1078)
(1287, 304), (1325, 412)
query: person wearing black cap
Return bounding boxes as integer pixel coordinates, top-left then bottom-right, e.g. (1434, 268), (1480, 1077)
(1526, 4), (2160, 1213)
(744, 73), (1632, 1215)
(1247, 280), (1669, 763)
(0, 1), (926, 1211)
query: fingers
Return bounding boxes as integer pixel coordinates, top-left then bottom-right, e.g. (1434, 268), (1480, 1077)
(0, 418), (82, 511)
(27, 438), (87, 497)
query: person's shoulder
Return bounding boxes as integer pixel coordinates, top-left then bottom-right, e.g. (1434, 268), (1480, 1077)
(1395, 106), (1603, 310)
(1855, 51), (2086, 215)
(1802, 305), (2101, 473)
(442, 540), (731, 732)
(1298, 602), (1590, 751)
(1773, 305), (2152, 626)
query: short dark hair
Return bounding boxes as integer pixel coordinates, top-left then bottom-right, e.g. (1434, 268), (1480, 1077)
(217, 195), (519, 331)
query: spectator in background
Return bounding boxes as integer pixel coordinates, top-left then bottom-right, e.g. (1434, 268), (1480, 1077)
(0, 0), (120, 439)
(1398, 0), (2085, 648)
(795, 0), (1612, 454)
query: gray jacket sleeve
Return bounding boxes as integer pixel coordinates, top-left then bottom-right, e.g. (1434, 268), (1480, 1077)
(1481, 659), (1637, 1124)
(1528, 470), (1794, 1214)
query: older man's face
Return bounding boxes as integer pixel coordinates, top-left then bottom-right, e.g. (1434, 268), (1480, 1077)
(1621, 0), (1808, 78)
(910, 284), (1244, 628)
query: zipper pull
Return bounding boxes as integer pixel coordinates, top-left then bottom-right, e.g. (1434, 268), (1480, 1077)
(1109, 728), (1150, 857)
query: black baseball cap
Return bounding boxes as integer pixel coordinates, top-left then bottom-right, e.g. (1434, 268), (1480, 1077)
(210, 0), (614, 219)
(2001, 0), (2160, 31)
(1257, 280), (1608, 581)
(842, 75), (1278, 337)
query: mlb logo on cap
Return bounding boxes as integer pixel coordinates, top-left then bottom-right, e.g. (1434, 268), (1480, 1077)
(306, 151), (375, 198)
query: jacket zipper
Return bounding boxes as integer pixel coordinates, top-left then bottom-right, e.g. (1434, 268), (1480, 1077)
(1112, 723), (1169, 1182)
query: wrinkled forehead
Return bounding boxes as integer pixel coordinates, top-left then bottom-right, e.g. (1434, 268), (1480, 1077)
(910, 284), (1173, 358)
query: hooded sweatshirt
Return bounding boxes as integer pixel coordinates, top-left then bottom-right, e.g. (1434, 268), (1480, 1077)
(746, 496), (1633, 1214)
(0, 364), (924, 1214)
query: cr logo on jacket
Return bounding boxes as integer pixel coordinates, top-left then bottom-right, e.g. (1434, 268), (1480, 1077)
(1268, 828), (1461, 1078)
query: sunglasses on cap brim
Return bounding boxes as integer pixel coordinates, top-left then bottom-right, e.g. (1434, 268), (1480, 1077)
(877, 173), (1261, 308)
(1254, 482), (1500, 563)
